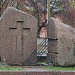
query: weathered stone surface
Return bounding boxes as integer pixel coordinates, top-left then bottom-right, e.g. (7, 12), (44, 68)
(0, 7), (37, 65)
(47, 53), (57, 66)
(47, 17), (75, 66)
(47, 18), (58, 53)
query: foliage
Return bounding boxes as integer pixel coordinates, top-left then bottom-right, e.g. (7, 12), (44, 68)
(0, 66), (25, 71)
(50, 0), (75, 26)
(0, 66), (75, 71)
(44, 66), (75, 71)
(69, 1), (75, 6)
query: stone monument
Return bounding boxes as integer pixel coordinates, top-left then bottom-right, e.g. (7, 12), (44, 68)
(47, 17), (75, 66)
(0, 7), (37, 65)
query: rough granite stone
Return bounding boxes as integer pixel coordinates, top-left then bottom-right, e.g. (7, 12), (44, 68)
(47, 17), (75, 66)
(0, 7), (37, 65)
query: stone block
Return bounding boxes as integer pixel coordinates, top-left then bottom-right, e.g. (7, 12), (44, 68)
(47, 53), (57, 66)
(48, 40), (58, 53)
(0, 7), (37, 65)
(47, 18), (75, 66)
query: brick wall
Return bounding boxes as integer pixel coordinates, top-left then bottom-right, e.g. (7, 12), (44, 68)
(0, 71), (74, 75)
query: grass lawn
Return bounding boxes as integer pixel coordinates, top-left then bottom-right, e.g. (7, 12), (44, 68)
(0, 62), (75, 71)
(0, 66), (75, 71)
(0, 66), (25, 71)
(43, 66), (75, 71)
(37, 62), (75, 71)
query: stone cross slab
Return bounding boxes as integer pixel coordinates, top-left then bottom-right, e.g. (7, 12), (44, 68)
(0, 7), (37, 65)
(9, 21), (30, 55)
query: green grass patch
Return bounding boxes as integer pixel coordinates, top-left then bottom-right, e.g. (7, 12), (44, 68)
(0, 66), (75, 71)
(43, 66), (75, 71)
(37, 62), (75, 71)
(0, 66), (25, 71)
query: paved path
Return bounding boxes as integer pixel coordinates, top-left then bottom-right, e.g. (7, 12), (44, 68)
(25, 68), (49, 72)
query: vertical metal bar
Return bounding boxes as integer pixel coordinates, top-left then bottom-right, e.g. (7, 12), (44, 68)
(47, 0), (51, 23)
